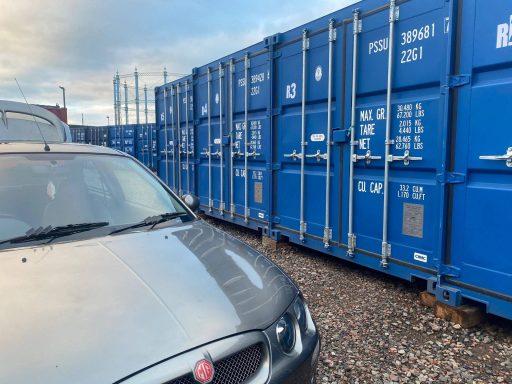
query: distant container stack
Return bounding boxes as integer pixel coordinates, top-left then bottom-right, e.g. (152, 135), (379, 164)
(70, 124), (157, 170)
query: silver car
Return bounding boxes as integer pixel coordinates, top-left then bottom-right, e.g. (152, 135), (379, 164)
(0, 143), (320, 384)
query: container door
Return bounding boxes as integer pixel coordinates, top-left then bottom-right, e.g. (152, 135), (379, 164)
(196, 67), (226, 213)
(449, 0), (512, 308)
(274, 22), (341, 246)
(175, 81), (195, 195)
(156, 87), (176, 189)
(230, 52), (272, 225)
(150, 125), (158, 170)
(345, 0), (453, 274)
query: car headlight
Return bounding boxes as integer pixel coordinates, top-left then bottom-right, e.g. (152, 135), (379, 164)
(276, 313), (295, 354)
(293, 296), (308, 331)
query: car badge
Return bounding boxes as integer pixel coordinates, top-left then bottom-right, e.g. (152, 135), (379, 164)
(193, 359), (214, 384)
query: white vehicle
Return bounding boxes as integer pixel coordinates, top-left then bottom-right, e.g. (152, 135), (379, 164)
(0, 100), (71, 143)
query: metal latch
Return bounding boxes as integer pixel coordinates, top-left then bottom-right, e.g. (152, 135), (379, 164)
(246, 150), (260, 158)
(352, 150), (382, 165)
(479, 147), (512, 168)
(284, 150), (302, 161)
(305, 150), (328, 161)
(388, 150), (422, 166)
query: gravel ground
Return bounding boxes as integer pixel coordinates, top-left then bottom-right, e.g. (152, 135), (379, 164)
(204, 217), (512, 384)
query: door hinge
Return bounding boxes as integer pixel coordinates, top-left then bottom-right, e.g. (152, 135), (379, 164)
(436, 172), (466, 184)
(272, 216), (281, 224)
(272, 107), (282, 116)
(447, 74), (471, 88)
(439, 265), (460, 278)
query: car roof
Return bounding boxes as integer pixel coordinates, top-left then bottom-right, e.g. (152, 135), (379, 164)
(0, 100), (67, 128)
(0, 142), (125, 155)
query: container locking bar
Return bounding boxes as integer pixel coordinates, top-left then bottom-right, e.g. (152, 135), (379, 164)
(479, 147), (512, 168)
(219, 63), (225, 214)
(323, 19), (336, 249)
(244, 54), (250, 223)
(388, 150), (422, 166)
(229, 59), (236, 218)
(300, 29), (309, 242)
(170, 86), (177, 191)
(347, 9), (361, 258)
(352, 150), (382, 165)
(163, 87), (169, 186)
(185, 81), (191, 194)
(381, 0), (399, 268)
(207, 68), (213, 211)
(176, 84), (183, 196)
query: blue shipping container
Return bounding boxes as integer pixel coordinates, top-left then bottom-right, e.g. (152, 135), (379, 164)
(153, 0), (512, 321)
(155, 76), (196, 196)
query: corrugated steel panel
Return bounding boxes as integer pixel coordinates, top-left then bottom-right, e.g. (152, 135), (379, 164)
(151, 0), (512, 320)
(155, 75), (195, 196)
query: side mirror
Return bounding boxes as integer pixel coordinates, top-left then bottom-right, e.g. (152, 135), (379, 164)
(182, 194), (200, 212)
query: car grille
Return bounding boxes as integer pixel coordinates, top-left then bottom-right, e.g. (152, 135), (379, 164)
(166, 343), (264, 384)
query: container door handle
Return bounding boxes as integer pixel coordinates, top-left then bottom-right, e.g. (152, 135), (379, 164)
(305, 150), (328, 161)
(479, 147), (512, 168)
(246, 150), (260, 158)
(232, 150), (244, 158)
(388, 150), (422, 166)
(352, 150), (382, 165)
(200, 149), (210, 157)
(284, 150), (302, 160)
(211, 150), (221, 157)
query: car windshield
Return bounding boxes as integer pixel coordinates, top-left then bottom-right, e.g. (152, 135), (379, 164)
(0, 152), (190, 246)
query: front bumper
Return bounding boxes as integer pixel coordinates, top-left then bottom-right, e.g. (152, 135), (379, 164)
(120, 298), (320, 384)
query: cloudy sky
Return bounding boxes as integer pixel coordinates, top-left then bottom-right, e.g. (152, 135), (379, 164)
(1, 0), (358, 126)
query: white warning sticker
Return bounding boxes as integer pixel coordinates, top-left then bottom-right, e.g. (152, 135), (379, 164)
(311, 133), (325, 142)
(414, 252), (428, 263)
(258, 212), (264, 219)
(214, 138), (221, 145)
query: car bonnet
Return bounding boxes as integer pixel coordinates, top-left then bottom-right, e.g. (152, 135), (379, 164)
(0, 220), (297, 384)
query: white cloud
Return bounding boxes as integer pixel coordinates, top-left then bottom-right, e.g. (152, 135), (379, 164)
(1, 0), (359, 125)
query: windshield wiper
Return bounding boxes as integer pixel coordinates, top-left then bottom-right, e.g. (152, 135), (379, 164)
(108, 212), (189, 236)
(0, 222), (110, 246)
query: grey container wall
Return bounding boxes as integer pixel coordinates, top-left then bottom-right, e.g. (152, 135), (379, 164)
(153, 0), (512, 321)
